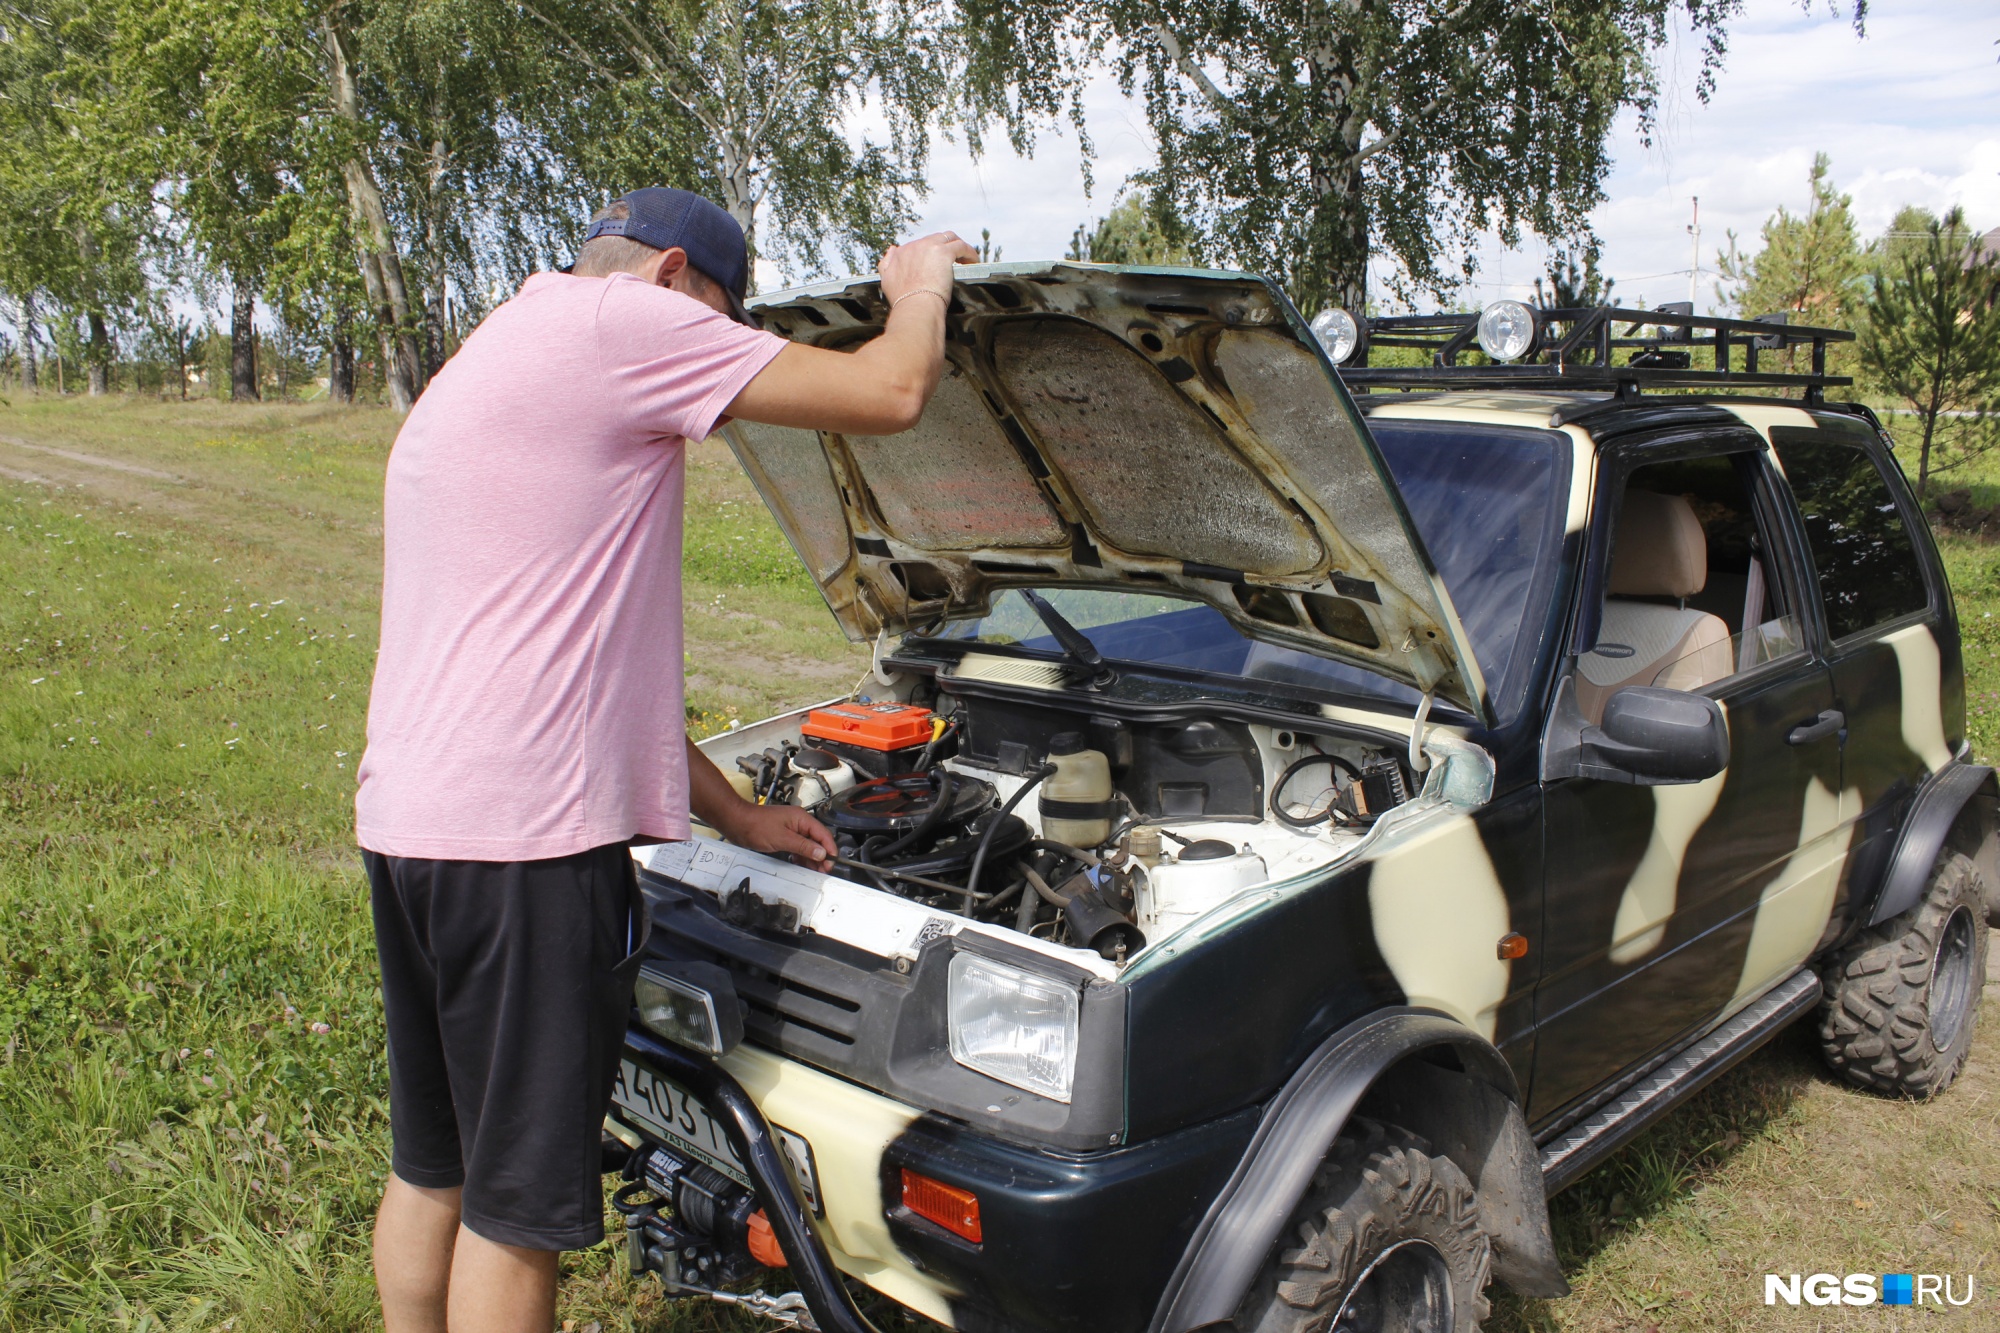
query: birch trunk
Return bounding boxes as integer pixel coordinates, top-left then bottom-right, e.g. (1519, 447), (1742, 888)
(319, 18), (424, 411)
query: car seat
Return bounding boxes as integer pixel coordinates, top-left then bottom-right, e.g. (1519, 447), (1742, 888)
(1575, 490), (1735, 724)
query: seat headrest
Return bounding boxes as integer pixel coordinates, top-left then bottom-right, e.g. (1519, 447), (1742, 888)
(1609, 489), (1707, 598)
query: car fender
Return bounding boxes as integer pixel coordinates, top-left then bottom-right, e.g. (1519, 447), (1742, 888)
(1145, 1009), (1566, 1333)
(1863, 760), (1998, 927)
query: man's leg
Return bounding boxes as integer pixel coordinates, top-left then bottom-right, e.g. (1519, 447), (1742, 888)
(375, 1174), (463, 1333)
(446, 1227), (560, 1333)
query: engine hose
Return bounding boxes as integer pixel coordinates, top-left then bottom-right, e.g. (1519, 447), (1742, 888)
(982, 877), (1026, 914)
(1023, 865), (1076, 907)
(1026, 838), (1100, 866)
(869, 769), (957, 861)
(1013, 873), (1041, 931)
(1271, 751), (1364, 828)
(965, 764), (1056, 905)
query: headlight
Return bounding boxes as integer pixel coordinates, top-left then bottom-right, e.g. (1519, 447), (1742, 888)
(635, 962), (743, 1056)
(1308, 306), (1366, 365)
(947, 953), (1079, 1103)
(1476, 300), (1538, 362)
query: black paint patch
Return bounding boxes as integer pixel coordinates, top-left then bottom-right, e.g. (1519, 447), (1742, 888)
(879, 1107), (1259, 1333)
(1124, 860), (1402, 1141)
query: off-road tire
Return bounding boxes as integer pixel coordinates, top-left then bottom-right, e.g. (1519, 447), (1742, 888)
(1818, 850), (1988, 1097)
(1234, 1118), (1491, 1333)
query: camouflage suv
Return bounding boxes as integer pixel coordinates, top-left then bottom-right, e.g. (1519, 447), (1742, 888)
(601, 267), (1995, 1333)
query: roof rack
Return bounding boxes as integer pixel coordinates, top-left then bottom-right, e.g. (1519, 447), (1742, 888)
(1323, 303), (1854, 402)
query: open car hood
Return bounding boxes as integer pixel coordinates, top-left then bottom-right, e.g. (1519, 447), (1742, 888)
(722, 263), (1488, 717)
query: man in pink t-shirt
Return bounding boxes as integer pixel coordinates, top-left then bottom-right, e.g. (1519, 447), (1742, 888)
(356, 186), (974, 1333)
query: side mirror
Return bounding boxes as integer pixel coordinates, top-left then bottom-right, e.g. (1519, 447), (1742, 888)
(1578, 687), (1729, 784)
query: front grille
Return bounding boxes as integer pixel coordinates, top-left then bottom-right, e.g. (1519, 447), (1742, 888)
(639, 873), (892, 1071)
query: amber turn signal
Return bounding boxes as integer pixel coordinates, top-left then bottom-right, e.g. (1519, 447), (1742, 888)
(1497, 932), (1529, 961)
(901, 1168), (983, 1243)
(746, 1209), (787, 1267)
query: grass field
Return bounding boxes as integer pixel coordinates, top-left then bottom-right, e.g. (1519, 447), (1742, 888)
(1, 395), (1995, 1332)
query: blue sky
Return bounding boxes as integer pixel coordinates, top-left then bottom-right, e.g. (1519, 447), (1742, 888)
(793, 0), (2000, 315)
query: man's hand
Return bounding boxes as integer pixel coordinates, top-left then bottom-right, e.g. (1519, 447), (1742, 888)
(879, 231), (980, 307)
(725, 229), (980, 437)
(711, 800), (837, 867)
(687, 737), (838, 866)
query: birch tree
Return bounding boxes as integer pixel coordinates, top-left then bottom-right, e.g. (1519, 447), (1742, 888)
(0, 0), (150, 393)
(524, 0), (961, 281)
(965, 0), (1859, 315)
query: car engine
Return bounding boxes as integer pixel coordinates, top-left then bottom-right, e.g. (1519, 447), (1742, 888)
(723, 692), (1415, 963)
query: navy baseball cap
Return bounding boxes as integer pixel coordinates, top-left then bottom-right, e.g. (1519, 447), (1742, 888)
(584, 187), (752, 324)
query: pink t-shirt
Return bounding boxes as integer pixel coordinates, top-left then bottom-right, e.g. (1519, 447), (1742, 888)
(355, 271), (786, 860)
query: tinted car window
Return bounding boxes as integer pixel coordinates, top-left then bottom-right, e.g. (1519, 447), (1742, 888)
(1774, 436), (1929, 640)
(930, 422), (1571, 723)
(1370, 421), (1571, 717)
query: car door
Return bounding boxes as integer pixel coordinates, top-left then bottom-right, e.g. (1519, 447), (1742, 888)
(1530, 432), (1843, 1123)
(1768, 421), (1956, 921)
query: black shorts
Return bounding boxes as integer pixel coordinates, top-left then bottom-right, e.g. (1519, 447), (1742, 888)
(364, 842), (650, 1251)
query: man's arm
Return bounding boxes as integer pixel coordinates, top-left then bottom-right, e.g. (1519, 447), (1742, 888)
(724, 231), (978, 436)
(686, 736), (837, 865)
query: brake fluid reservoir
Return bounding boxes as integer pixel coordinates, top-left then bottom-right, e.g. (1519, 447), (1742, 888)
(1139, 841), (1268, 938)
(789, 748), (857, 806)
(1039, 732), (1114, 848)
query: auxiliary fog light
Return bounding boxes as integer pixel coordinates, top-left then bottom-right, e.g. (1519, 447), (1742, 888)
(1308, 307), (1366, 365)
(947, 952), (1079, 1103)
(1476, 300), (1539, 363)
(635, 962), (743, 1056)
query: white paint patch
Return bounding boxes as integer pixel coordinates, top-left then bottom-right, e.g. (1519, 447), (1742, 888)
(1731, 777), (1858, 1008)
(640, 838), (1118, 979)
(1721, 403), (1816, 443)
(721, 1043), (958, 1326)
(1563, 425), (1598, 535)
(1360, 399), (1598, 534)
(1367, 813), (1512, 1039)
(1885, 622), (1954, 774)
(1608, 768), (1729, 963)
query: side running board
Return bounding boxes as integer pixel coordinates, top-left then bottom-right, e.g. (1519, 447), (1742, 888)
(1539, 969), (1821, 1194)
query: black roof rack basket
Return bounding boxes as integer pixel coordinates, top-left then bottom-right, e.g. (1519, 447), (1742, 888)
(1329, 304), (1854, 402)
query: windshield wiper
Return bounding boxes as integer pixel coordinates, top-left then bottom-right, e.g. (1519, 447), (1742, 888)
(1019, 589), (1115, 687)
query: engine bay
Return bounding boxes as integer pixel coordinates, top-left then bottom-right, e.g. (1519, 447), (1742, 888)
(712, 681), (1421, 964)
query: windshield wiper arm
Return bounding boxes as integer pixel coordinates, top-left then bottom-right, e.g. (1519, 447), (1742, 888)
(1019, 589), (1114, 686)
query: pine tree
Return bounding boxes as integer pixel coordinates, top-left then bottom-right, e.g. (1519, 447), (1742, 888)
(1861, 207), (2000, 500)
(1716, 153), (1866, 375)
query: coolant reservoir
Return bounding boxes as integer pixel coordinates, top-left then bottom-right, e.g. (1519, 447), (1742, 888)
(1040, 732), (1114, 848)
(1139, 840), (1268, 938)
(789, 748), (857, 806)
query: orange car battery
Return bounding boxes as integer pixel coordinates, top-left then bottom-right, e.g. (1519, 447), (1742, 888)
(801, 702), (938, 778)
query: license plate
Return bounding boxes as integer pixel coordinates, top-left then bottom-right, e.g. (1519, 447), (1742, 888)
(611, 1059), (821, 1212)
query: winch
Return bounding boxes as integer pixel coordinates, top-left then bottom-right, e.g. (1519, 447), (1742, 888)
(612, 1143), (802, 1303)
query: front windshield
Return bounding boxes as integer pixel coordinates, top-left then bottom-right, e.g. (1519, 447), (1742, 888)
(931, 421), (1571, 724)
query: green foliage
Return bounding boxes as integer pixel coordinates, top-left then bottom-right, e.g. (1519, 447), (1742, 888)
(1067, 191), (1190, 266)
(0, 0), (153, 389)
(519, 0), (964, 283)
(965, 0), (1774, 313)
(1717, 153), (1865, 341)
(1533, 247), (1616, 309)
(1861, 207), (2000, 499)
